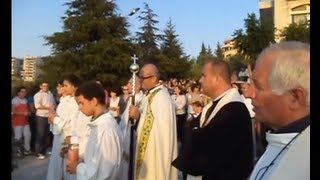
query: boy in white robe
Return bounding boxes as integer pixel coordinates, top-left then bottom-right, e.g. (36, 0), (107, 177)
(66, 81), (123, 180)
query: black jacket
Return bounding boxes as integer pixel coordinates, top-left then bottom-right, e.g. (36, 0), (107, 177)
(172, 102), (254, 180)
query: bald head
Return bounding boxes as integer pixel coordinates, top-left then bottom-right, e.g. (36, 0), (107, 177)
(140, 64), (160, 80)
(139, 63), (161, 90)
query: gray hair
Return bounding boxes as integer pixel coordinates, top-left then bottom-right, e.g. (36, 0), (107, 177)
(257, 41), (310, 106)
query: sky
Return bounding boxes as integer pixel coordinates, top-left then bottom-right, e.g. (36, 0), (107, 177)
(12, 0), (260, 59)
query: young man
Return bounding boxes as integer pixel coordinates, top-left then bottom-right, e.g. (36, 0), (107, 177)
(34, 82), (56, 159)
(66, 81), (123, 179)
(12, 86), (32, 156)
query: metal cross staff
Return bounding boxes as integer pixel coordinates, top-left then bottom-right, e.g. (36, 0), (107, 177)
(129, 54), (139, 180)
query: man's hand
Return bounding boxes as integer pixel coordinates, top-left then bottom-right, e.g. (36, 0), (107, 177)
(60, 146), (68, 158)
(66, 159), (80, 174)
(129, 105), (140, 120)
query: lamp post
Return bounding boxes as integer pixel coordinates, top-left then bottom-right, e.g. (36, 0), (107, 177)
(126, 7), (140, 180)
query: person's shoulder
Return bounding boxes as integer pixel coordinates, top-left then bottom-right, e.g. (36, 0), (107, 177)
(217, 101), (250, 119)
(11, 97), (18, 104)
(34, 91), (41, 97)
(221, 101), (248, 111)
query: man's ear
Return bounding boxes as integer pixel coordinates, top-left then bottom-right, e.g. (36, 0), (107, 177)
(91, 97), (98, 106)
(289, 87), (306, 110)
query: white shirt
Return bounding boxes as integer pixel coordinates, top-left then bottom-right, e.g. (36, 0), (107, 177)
(171, 94), (187, 115)
(77, 112), (123, 180)
(109, 96), (120, 117)
(240, 95), (255, 118)
(34, 90), (56, 117)
(249, 128), (310, 180)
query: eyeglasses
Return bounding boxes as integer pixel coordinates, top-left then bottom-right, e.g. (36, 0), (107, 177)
(139, 75), (154, 80)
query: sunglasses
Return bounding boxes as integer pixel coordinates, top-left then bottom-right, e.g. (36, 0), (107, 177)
(139, 75), (154, 80)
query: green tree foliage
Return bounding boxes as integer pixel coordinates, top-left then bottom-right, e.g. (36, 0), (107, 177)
(214, 42), (224, 60)
(159, 18), (192, 79)
(135, 3), (161, 65)
(190, 61), (202, 80)
(227, 54), (247, 73)
(232, 13), (274, 64)
(41, 0), (134, 87)
(279, 21), (310, 43)
(197, 42), (215, 66)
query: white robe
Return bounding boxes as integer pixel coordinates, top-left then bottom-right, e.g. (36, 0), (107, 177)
(47, 95), (69, 180)
(63, 110), (91, 180)
(135, 85), (178, 180)
(53, 96), (79, 180)
(77, 112), (123, 180)
(118, 91), (144, 180)
(249, 126), (310, 180)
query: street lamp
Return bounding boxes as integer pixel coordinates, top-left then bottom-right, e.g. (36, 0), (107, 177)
(129, 7), (140, 16)
(127, 7), (140, 180)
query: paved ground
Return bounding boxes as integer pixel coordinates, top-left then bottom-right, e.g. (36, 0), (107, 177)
(11, 154), (184, 180)
(12, 155), (49, 180)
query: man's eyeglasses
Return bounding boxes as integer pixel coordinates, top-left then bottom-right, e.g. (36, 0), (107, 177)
(139, 75), (154, 80)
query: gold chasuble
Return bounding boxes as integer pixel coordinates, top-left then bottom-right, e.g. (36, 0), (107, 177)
(136, 88), (161, 176)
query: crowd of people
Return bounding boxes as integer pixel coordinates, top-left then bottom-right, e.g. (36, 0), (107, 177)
(11, 40), (310, 180)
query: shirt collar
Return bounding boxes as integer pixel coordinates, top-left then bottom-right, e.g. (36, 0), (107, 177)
(271, 115), (310, 133)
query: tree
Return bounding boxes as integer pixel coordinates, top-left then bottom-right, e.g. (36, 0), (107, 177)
(227, 54), (247, 73)
(159, 18), (191, 79)
(197, 42), (215, 66)
(279, 21), (310, 43)
(135, 2), (162, 65)
(214, 42), (224, 60)
(41, 0), (133, 87)
(232, 13), (274, 64)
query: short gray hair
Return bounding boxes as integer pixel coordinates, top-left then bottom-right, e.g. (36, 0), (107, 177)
(257, 41), (310, 106)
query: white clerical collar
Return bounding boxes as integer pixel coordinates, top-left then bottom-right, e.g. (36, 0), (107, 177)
(266, 131), (299, 147)
(213, 88), (233, 101)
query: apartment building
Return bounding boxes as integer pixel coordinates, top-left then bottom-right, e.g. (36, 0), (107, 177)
(221, 39), (237, 59)
(20, 55), (43, 82)
(11, 57), (23, 79)
(259, 0), (310, 42)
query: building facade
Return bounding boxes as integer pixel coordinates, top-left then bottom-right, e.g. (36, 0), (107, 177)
(221, 39), (237, 59)
(11, 57), (23, 79)
(20, 55), (43, 82)
(259, 0), (310, 42)
(221, 0), (310, 58)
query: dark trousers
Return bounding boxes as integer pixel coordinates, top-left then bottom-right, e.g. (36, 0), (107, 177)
(35, 116), (49, 155)
(177, 114), (187, 142)
(28, 113), (36, 152)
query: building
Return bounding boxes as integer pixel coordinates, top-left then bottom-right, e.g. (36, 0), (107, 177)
(221, 39), (237, 59)
(221, 0), (310, 59)
(20, 55), (43, 82)
(259, 0), (310, 42)
(11, 57), (23, 79)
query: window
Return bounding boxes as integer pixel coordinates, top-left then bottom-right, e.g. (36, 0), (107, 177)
(291, 4), (310, 24)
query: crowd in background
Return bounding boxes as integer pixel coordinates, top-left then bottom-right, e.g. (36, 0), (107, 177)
(11, 41), (309, 180)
